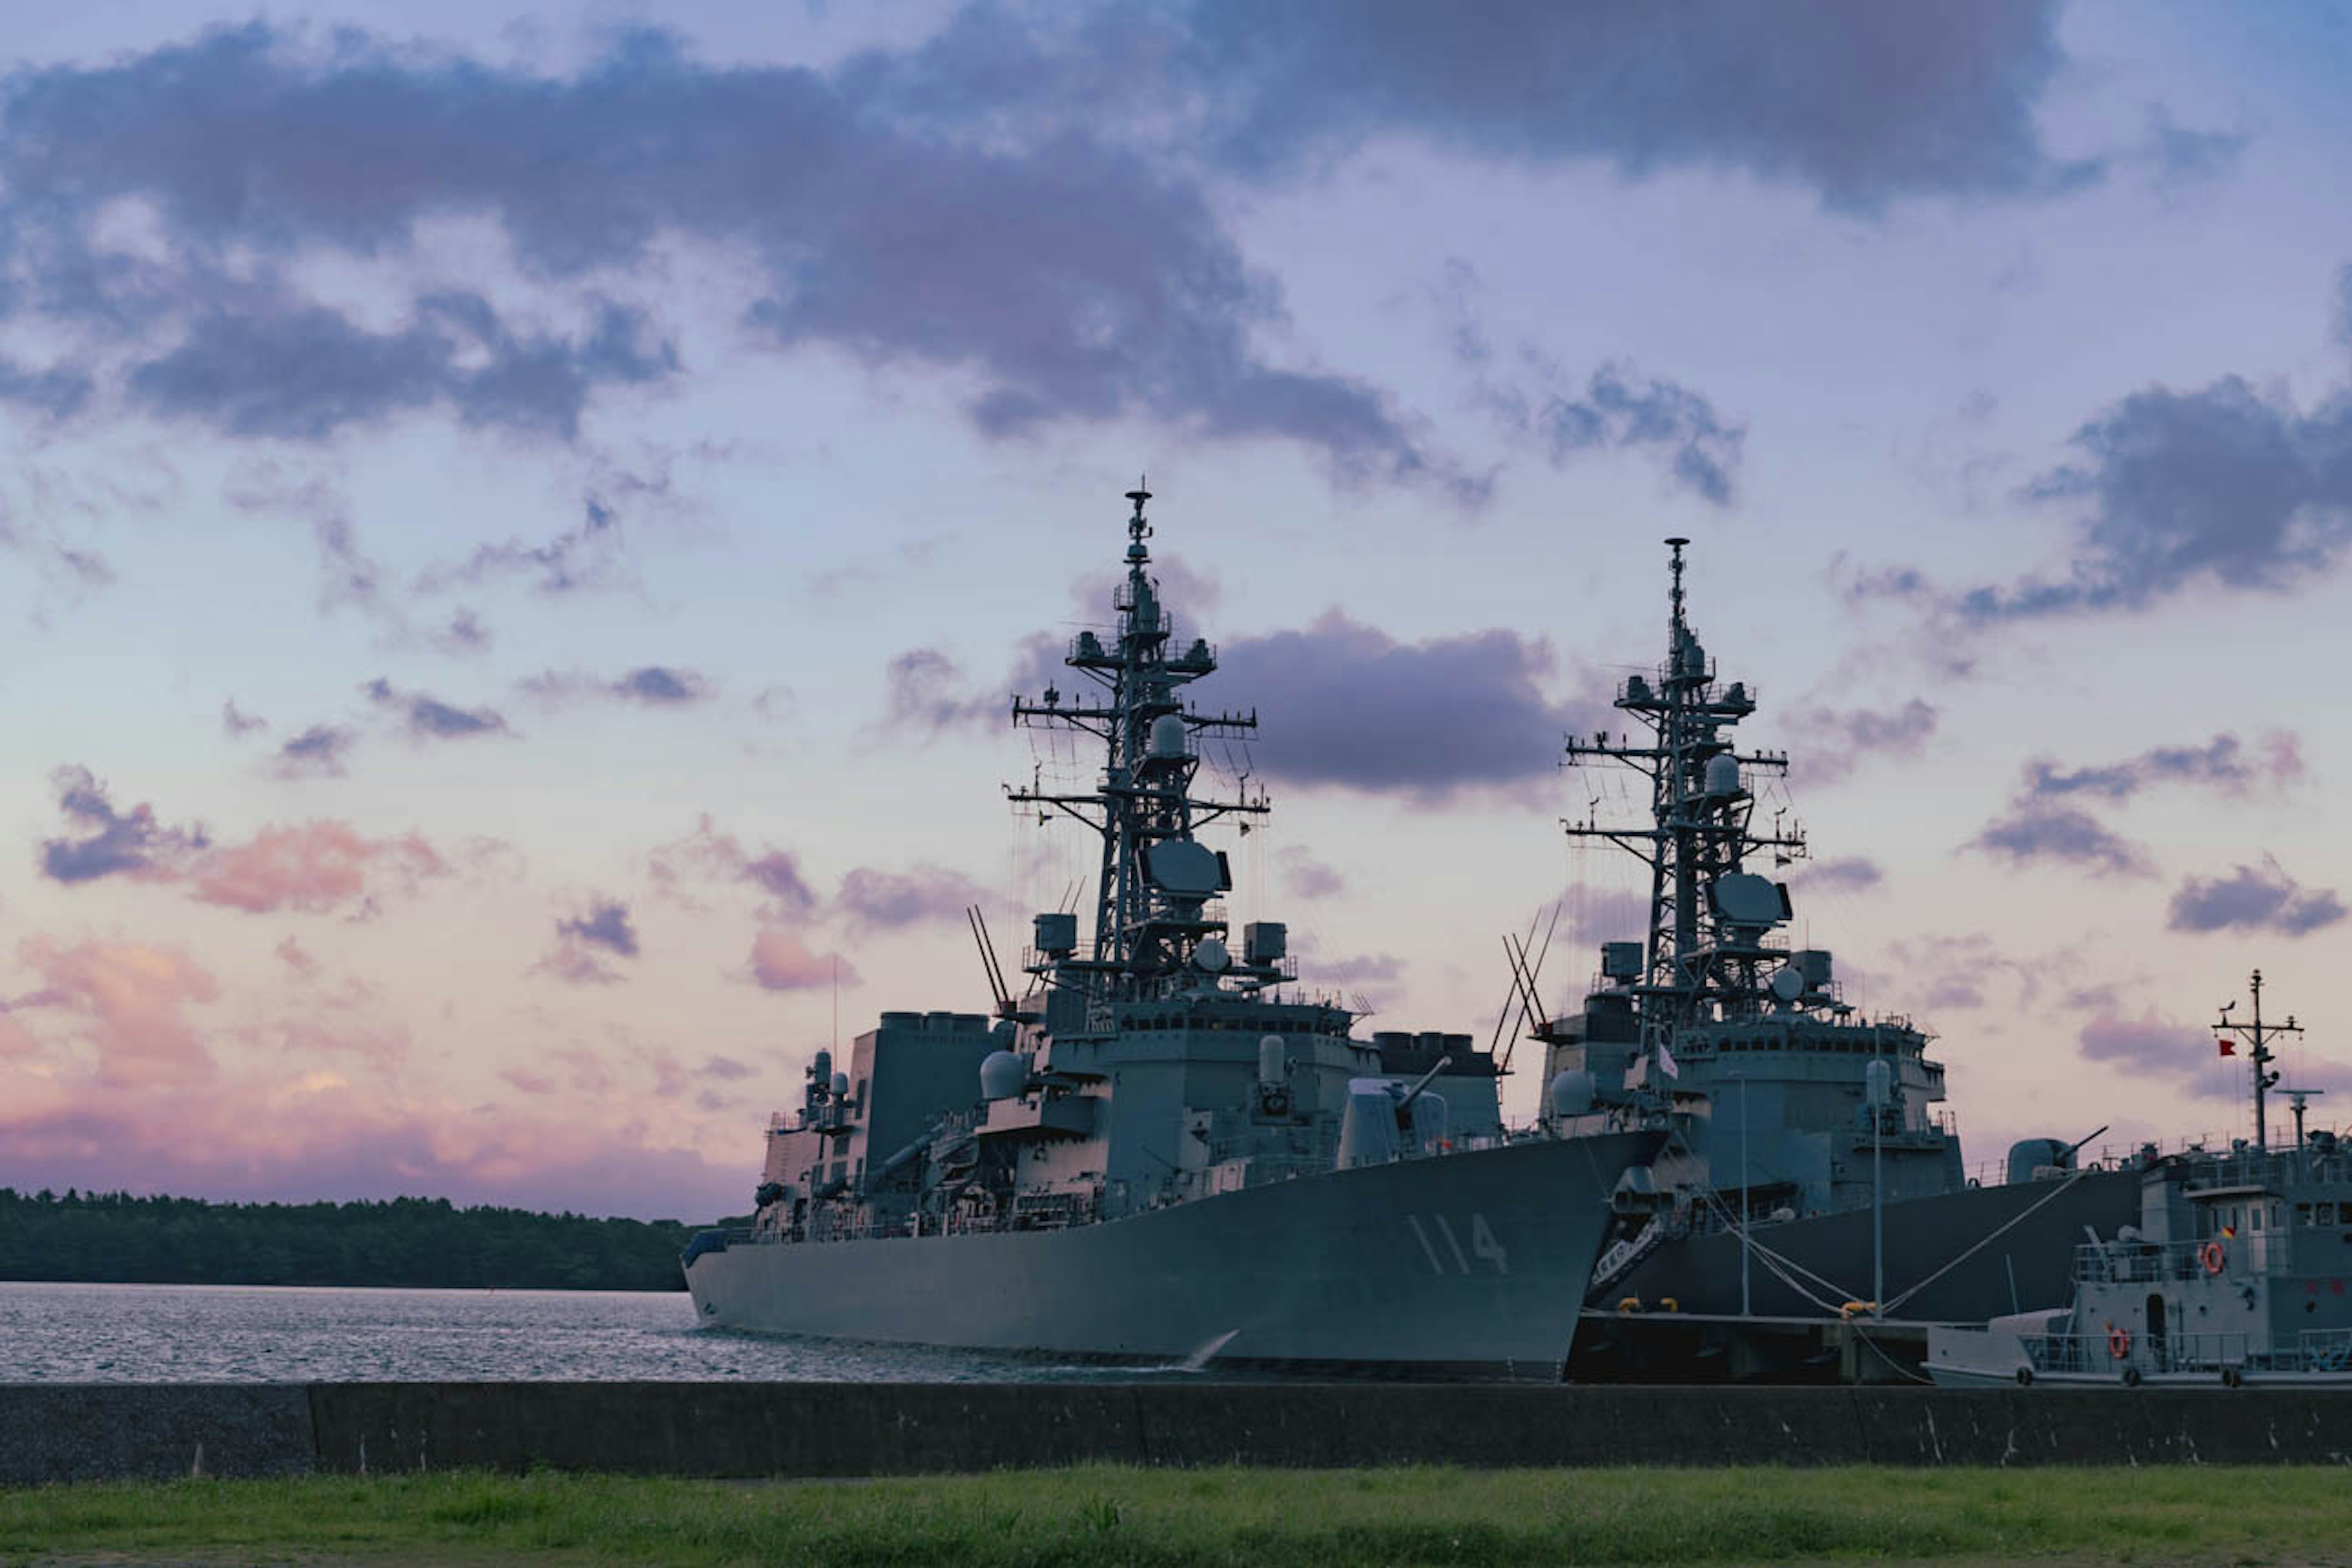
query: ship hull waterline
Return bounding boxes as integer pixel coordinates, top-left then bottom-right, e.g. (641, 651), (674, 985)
(686, 1131), (1658, 1380)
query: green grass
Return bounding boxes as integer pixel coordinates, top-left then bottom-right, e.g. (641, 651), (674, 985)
(4, 1464), (2350, 1567)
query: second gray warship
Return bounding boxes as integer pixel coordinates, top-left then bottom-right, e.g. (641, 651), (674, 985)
(684, 486), (1655, 1378)
(1543, 540), (2141, 1380)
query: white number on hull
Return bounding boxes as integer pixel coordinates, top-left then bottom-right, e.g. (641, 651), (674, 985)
(1404, 1213), (1509, 1275)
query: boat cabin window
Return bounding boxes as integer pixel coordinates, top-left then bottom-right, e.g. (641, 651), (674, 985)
(2300, 1202), (2314, 1226)
(2321, 1202), (2339, 1225)
(2252, 1205), (2264, 1232)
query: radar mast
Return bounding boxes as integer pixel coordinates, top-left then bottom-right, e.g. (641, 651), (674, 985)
(1008, 483), (1267, 1004)
(1563, 538), (1809, 1080)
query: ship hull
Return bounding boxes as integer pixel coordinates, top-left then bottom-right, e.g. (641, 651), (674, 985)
(1574, 1169), (2141, 1382)
(685, 1131), (1656, 1379)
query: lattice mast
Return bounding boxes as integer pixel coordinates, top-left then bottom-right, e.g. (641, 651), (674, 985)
(1563, 538), (1807, 1065)
(1009, 483), (1265, 998)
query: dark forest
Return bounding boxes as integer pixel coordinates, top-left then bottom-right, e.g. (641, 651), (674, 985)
(0, 1189), (725, 1291)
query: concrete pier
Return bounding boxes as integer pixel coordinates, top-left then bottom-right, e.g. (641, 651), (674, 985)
(6, 1383), (2352, 1485)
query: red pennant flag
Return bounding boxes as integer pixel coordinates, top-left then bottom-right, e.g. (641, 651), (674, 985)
(2217, 1036), (2236, 1057)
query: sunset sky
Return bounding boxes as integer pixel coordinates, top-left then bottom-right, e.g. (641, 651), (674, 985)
(3, 2), (2349, 1220)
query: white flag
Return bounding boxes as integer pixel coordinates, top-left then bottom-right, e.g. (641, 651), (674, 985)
(1657, 1039), (1680, 1079)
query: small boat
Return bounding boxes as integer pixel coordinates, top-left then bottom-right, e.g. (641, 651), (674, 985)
(1931, 973), (2352, 1387)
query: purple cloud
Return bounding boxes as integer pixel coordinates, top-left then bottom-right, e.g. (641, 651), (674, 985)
(557, 899), (641, 959)
(1969, 805), (2150, 876)
(2168, 861), (2346, 937)
(836, 865), (990, 931)
(39, 767), (208, 886)
(1217, 612), (1600, 799)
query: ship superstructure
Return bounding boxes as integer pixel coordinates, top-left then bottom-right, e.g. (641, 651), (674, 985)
(685, 486), (1649, 1377)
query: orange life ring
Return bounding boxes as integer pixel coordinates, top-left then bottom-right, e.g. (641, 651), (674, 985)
(2200, 1240), (2226, 1276)
(2107, 1324), (2132, 1360)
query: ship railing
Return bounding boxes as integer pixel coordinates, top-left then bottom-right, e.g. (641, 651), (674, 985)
(2072, 1236), (2291, 1284)
(2295, 1327), (2352, 1373)
(2026, 1332), (2255, 1376)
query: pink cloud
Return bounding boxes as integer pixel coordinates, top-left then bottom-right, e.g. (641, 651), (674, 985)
(273, 935), (320, 976)
(0, 989), (744, 1218)
(650, 816), (816, 914)
(15, 938), (219, 1086)
(0, 1075), (745, 1219)
(191, 822), (444, 914)
(748, 927), (857, 991)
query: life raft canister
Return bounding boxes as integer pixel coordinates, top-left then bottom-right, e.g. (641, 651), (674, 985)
(2107, 1324), (2132, 1360)
(2201, 1240), (2226, 1276)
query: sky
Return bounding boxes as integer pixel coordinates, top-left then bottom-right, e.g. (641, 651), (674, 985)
(2, 1), (2350, 1221)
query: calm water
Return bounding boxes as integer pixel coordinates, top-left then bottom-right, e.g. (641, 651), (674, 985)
(0, 1282), (1197, 1384)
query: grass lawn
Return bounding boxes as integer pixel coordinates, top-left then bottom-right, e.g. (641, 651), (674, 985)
(4, 1464), (2350, 1567)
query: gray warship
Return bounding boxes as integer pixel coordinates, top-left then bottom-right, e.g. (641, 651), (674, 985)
(1542, 540), (2141, 1381)
(683, 486), (1656, 1378)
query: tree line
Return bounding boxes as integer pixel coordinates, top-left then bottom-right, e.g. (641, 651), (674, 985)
(0, 1188), (733, 1291)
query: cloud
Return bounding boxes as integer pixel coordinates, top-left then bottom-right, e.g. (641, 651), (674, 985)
(2079, 1011), (2215, 1077)
(1791, 699), (1938, 785)
(1476, 355), (1744, 504)
(557, 900), (641, 959)
(1313, 951), (1404, 985)
(0, 1015), (744, 1217)
(415, 498), (630, 598)
(522, 665), (710, 707)
(1276, 846), (1345, 900)
(0, 356), (93, 418)
(534, 946), (622, 987)
(614, 666), (704, 705)
(2141, 106), (2248, 189)
(0, 23), (1448, 483)
(1179, 0), (2081, 209)
(1217, 612), (1599, 798)
(13, 938), (218, 1087)
(364, 677), (508, 739)
(221, 463), (400, 627)
(274, 724), (356, 778)
(748, 927), (857, 992)
(699, 1054), (754, 1082)
(2167, 860), (2346, 937)
(273, 937), (318, 978)
(39, 772), (442, 914)
(221, 700), (267, 737)
(39, 766), (208, 886)
(1968, 804), (2151, 876)
(190, 822), (445, 915)
(649, 816), (819, 916)
(882, 647), (1004, 736)
(2024, 731), (2302, 802)
(835, 865), (990, 931)
(1792, 856), (1885, 894)
(1968, 373), (2352, 620)
(534, 898), (641, 985)
(125, 292), (674, 442)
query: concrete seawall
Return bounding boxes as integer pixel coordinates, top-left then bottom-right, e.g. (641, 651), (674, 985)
(7, 1384), (2352, 1484)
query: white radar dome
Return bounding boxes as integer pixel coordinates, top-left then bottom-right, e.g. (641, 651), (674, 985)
(1550, 1069), (1596, 1118)
(979, 1050), (1026, 1101)
(1258, 1035), (1286, 1085)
